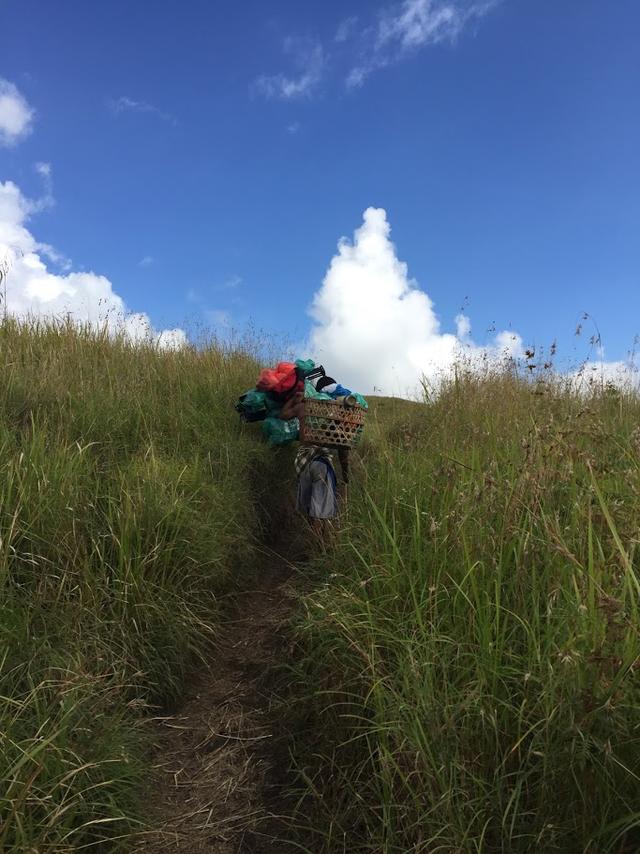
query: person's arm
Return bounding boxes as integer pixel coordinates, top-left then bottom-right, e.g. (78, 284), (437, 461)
(280, 390), (304, 421)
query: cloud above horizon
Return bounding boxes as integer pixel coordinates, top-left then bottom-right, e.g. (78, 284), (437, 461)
(0, 79), (35, 147)
(308, 207), (522, 396)
(347, 0), (500, 88)
(254, 39), (325, 100)
(0, 173), (186, 349)
(254, 0), (500, 99)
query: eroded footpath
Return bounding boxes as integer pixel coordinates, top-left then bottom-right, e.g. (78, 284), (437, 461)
(135, 553), (303, 853)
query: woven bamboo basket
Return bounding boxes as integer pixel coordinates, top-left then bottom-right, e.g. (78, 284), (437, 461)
(300, 398), (367, 448)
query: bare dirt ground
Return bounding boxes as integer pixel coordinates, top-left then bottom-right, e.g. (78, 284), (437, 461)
(134, 555), (303, 853)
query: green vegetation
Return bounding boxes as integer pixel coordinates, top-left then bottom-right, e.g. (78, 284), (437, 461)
(3, 320), (639, 853)
(288, 374), (640, 852)
(0, 319), (282, 851)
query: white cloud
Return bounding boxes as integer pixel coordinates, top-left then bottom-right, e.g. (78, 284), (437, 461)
(0, 178), (185, 350)
(570, 360), (639, 393)
(254, 2), (498, 101)
(378, 0), (464, 50)
(0, 79), (35, 147)
(336, 16), (359, 42)
(156, 328), (188, 349)
(287, 121), (301, 135)
(254, 40), (325, 100)
(32, 161), (54, 212)
(455, 313), (471, 338)
(345, 67), (369, 90)
(307, 207), (522, 395)
(347, 0), (499, 88)
(138, 255), (154, 268)
(109, 96), (176, 124)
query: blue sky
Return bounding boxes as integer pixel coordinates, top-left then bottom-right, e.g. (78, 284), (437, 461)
(1, 0), (639, 390)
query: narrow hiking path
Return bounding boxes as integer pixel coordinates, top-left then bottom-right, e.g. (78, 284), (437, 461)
(135, 555), (302, 853)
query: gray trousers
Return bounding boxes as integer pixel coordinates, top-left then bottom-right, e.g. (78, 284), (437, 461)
(296, 459), (337, 519)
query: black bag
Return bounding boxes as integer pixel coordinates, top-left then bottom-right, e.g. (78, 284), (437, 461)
(234, 390), (268, 423)
(297, 364), (326, 383)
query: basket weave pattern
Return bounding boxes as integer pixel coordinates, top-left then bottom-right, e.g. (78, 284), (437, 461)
(300, 399), (366, 448)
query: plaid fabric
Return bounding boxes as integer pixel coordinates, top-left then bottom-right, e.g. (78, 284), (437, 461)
(294, 444), (335, 476)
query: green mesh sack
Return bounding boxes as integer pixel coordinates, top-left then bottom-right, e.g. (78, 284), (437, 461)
(261, 416), (300, 445)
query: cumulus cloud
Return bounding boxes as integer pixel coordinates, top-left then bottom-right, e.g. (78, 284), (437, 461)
(570, 359), (639, 393)
(308, 207), (522, 395)
(0, 176), (186, 349)
(254, 39), (326, 100)
(0, 79), (35, 147)
(455, 312), (472, 339)
(347, 0), (500, 88)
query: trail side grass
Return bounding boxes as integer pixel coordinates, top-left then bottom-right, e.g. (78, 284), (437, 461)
(288, 372), (640, 852)
(0, 319), (281, 852)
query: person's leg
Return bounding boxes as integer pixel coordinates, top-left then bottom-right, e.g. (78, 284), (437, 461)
(307, 460), (337, 549)
(310, 517), (325, 536)
(338, 447), (350, 485)
(309, 460), (337, 520)
(296, 466), (312, 516)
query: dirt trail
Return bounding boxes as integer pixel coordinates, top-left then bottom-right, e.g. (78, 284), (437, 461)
(135, 556), (302, 853)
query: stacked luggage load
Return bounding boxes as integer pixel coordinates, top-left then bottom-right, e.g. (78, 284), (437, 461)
(235, 359), (367, 447)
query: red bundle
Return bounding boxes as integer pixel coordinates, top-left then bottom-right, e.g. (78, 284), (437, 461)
(256, 362), (298, 395)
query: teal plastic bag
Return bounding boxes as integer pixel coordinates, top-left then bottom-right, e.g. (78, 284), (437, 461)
(351, 392), (369, 409)
(262, 416), (299, 445)
(295, 358), (315, 374)
(237, 389), (267, 413)
(304, 381), (368, 409)
(304, 380), (333, 401)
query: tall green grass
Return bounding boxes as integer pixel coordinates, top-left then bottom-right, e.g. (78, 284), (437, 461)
(0, 319), (281, 851)
(288, 371), (640, 852)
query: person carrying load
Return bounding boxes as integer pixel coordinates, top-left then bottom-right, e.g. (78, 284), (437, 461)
(280, 375), (358, 533)
(235, 360), (367, 532)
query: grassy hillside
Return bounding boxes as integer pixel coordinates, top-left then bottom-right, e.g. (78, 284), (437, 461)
(288, 373), (640, 852)
(3, 323), (639, 853)
(0, 319), (284, 851)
